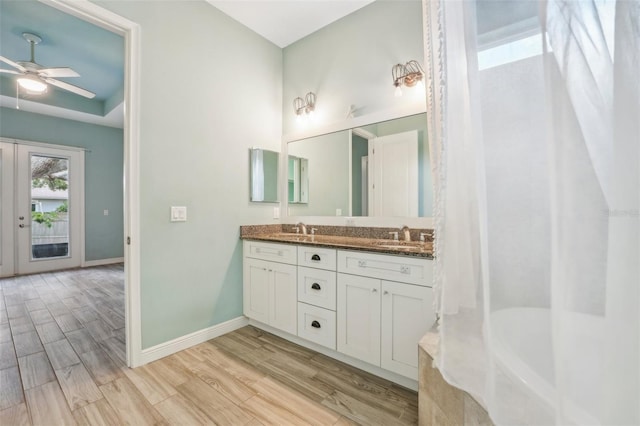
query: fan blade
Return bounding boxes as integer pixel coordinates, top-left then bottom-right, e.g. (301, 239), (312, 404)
(43, 78), (96, 99)
(0, 68), (20, 75)
(39, 67), (80, 78)
(0, 56), (27, 72)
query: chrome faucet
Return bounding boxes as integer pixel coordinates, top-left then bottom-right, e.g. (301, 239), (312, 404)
(296, 222), (307, 235)
(400, 225), (411, 242)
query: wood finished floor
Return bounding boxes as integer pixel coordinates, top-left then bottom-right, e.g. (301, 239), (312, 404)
(1, 266), (418, 425)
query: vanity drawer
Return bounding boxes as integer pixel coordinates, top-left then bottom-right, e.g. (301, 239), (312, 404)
(297, 246), (337, 271)
(243, 241), (297, 265)
(297, 302), (336, 350)
(297, 266), (336, 311)
(337, 250), (433, 287)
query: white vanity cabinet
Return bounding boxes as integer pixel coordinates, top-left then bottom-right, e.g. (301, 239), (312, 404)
(242, 239), (435, 387)
(336, 250), (435, 380)
(243, 241), (297, 335)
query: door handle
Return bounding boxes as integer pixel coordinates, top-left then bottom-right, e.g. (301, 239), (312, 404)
(18, 216), (25, 220)
(18, 224), (30, 228)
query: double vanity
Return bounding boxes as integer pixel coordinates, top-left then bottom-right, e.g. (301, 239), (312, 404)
(240, 224), (436, 390)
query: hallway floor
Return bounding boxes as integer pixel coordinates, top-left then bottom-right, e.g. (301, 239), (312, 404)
(0, 266), (418, 425)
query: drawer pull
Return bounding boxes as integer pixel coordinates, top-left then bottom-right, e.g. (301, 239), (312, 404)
(400, 266), (410, 274)
(357, 260), (367, 267)
(311, 283), (321, 290)
(311, 254), (321, 261)
(311, 320), (321, 329)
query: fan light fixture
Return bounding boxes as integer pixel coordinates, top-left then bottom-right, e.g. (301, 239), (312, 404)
(17, 74), (47, 93)
(293, 92), (316, 121)
(392, 60), (425, 97)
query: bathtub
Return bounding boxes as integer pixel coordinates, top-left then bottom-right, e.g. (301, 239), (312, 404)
(490, 307), (603, 425)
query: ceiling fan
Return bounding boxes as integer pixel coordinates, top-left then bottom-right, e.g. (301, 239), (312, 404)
(0, 32), (95, 99)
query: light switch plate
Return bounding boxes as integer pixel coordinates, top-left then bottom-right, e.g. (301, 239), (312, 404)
(335, 208), (342, 216)
(171, 206), (187, 222)
(273, 207), (280, 219)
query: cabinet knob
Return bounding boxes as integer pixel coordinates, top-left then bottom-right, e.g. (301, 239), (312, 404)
(311, 254), (321, 261)
(358, 260), (367, 267)
(400, 266), (410, 274)
(311, 320), (321, 329)
(372, 288), (377, 293)
(384, 291), (389, 295)
(311, 283), (321, 290)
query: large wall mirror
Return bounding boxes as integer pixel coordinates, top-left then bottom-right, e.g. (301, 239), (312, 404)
(250, 148), (279, 203)
(286, 113), (432, 218)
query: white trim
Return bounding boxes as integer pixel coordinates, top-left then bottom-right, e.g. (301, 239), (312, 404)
(249, 319), (419, 391)
(82, 257), (124, 267)
(40, 0), (143, 368)
(283, 102), (426, 143)
(0, 137), (86, 153)
(140, 317), (249, 365)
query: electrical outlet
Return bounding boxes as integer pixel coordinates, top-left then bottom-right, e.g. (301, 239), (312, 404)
(336, 208), (342, 216)
(170, 206), (187, 222)
(273, 207), (280, 219)
(103, 209), (109, 216)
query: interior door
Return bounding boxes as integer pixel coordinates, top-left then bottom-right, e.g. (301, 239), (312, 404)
(16, 144), (83, 274)
(0, 142), (16, 277)
(368, 130), (418, 216)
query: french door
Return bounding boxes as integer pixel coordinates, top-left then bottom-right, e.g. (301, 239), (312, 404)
(0, 141), (84, 277)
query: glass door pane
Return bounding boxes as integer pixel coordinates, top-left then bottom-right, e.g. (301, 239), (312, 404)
(30, 155), (70, 259)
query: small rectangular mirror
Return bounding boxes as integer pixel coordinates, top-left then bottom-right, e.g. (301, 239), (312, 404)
(250, 148), (279, 203)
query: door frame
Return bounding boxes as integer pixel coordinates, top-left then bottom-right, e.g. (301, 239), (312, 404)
(0, 142), (16, 277)
(41, 0), (142, 367)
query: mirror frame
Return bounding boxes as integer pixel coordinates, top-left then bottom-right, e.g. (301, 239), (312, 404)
(281, 102), (434, 228)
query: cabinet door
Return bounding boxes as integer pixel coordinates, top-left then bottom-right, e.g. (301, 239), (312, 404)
(381, 281), (435, 379)
(243, 258), (271, 324)
(269, 262), (298, 335)
(337, 274), (381, 366)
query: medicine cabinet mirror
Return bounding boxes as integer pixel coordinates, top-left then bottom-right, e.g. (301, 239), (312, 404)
(249, 148), (279, 203)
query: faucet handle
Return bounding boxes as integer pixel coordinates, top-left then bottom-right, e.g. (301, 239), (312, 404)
(292, 226), (300, 234)
(389, 231), (399, 241)
(419, 232), (427, 242)
(310, 228), (318, 235)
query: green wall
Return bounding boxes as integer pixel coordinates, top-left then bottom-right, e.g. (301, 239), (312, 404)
(95, 0), (283, 349)
(0, 107), (124, 261)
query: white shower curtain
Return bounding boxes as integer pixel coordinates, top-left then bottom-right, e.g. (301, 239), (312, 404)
(423, 0), (639, 424)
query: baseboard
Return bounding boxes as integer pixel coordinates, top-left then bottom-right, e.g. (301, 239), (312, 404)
(139, 316), (249, 365)
(83, 257), (124, 267)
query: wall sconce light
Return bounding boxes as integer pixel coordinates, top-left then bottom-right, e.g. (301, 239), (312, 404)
(392, 60), (425, 97)
(293, 92), (316, 120)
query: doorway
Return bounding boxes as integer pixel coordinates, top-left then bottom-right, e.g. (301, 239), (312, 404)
(0, 141), (84, 277)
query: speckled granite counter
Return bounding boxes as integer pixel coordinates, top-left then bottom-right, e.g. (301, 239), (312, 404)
(240, 224), (434, 258)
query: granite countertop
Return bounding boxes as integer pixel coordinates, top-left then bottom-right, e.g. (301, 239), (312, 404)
(240, 225), (434, 259)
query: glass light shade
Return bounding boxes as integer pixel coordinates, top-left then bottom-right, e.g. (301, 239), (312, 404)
(18, 75), (47, 93)
(394, 85), (403, 97)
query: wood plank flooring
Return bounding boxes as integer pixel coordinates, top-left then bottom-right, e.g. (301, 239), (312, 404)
(1, 265), (418, 425)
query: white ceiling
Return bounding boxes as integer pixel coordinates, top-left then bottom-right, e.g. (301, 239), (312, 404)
(206, 0), (375, 48)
